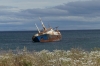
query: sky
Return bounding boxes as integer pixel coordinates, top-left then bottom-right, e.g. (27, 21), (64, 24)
(0, 0), (100, 31)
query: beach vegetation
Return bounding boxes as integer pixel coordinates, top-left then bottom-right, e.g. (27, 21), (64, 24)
(0, 48), (100, 66)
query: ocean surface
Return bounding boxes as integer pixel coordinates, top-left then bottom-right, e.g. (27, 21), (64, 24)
(0, 30), (100, 51)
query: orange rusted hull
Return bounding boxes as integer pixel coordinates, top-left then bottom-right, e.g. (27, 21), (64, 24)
(40, 35), (62, 42)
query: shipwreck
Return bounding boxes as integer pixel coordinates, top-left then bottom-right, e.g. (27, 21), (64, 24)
(32, 18), (62, 42)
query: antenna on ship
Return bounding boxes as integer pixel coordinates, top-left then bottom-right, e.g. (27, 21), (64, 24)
(53, 26), (58, 31)
(48, 23), (51, 28)
(39, 17), (47, 30)
(35, 23), (40, 33)
(55, 26), (58, 30)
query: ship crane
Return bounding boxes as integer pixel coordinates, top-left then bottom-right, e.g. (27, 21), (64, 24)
(35, 23), (40, 33)
(39, 17), (47, 31)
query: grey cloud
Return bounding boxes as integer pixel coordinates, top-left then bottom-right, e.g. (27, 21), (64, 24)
(17, 0), (100, 19)
(1, 0), (100, 19)
(19, 8), (68, 18)
(54, 0), (100, 17)
(0, 6), (13, 9)
(0, 0), (100, 30)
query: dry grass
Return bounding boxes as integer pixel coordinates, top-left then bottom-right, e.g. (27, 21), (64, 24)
(0, 47), (100, 66)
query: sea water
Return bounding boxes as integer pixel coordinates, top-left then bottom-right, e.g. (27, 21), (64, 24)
(0, 30), (100, 51)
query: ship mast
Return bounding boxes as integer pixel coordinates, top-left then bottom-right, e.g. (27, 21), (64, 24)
(35, 23), (40, 33)
(39, 17), (47, 30)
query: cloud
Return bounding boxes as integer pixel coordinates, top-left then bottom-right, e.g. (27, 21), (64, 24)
(20, 0), (100, 18)
(0, 0), (100, 31)
(2, 0), (99, 18)
(54, 0), (100, 16)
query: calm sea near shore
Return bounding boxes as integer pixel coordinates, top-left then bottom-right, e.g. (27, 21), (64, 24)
(0, 30), (100, 51)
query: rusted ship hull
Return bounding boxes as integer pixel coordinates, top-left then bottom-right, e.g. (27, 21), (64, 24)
(32, 34), (61, 42)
